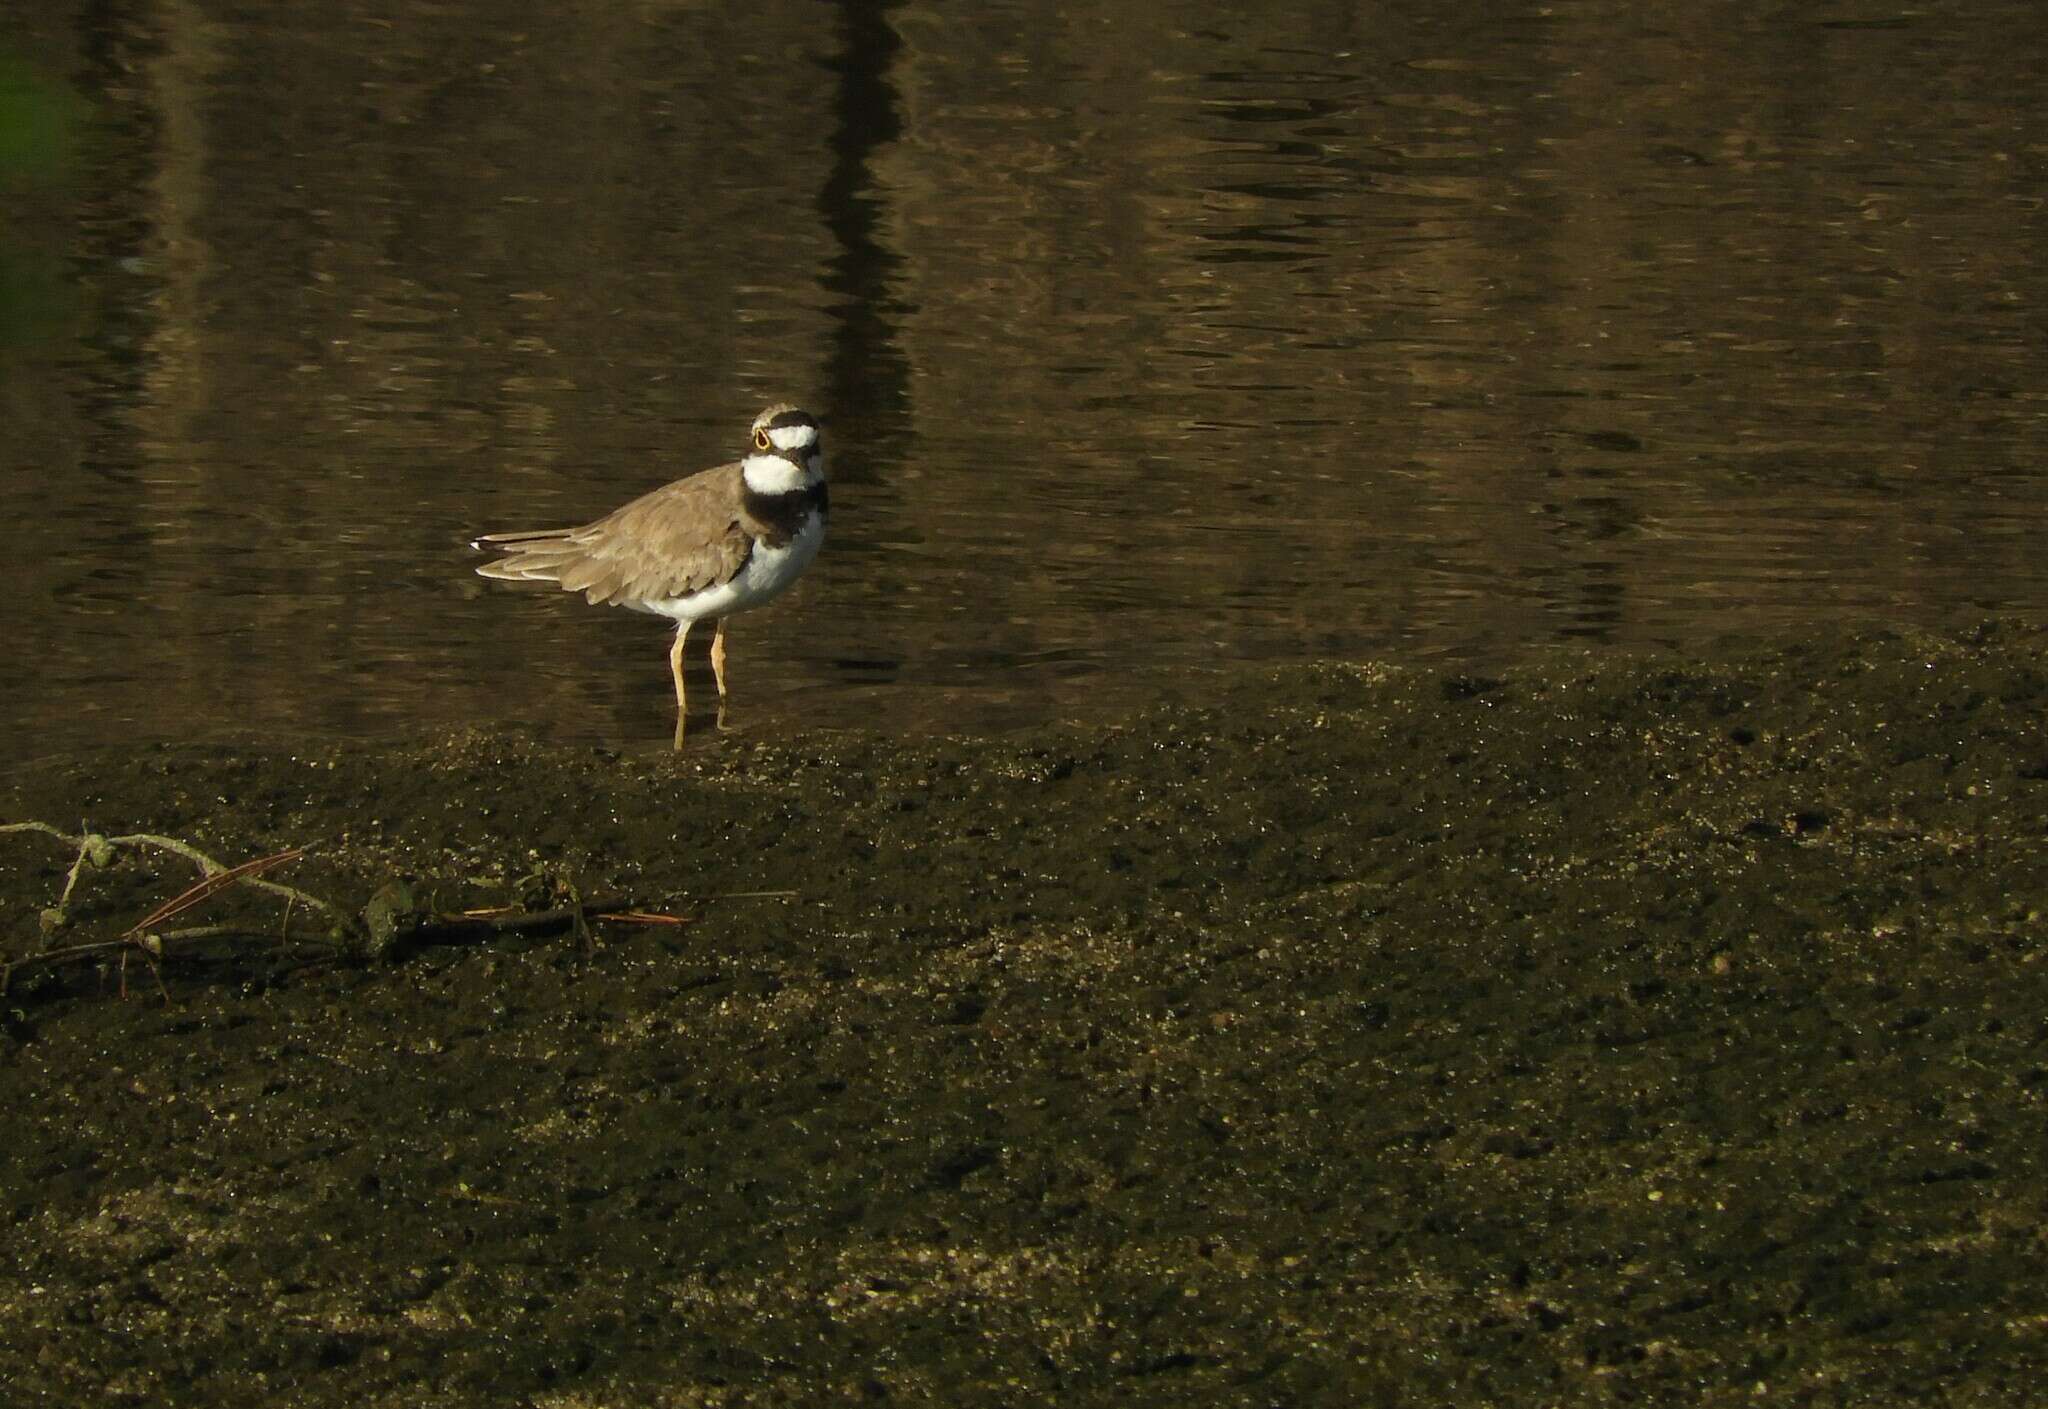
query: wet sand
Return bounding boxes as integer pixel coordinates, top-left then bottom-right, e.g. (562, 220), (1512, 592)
(3, 624), (2046, 1405)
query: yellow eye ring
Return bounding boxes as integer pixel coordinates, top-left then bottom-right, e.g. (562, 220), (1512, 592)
(753, 428), (772, 451)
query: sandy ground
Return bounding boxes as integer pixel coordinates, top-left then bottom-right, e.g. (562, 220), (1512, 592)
(3, 624), (2046, 1406)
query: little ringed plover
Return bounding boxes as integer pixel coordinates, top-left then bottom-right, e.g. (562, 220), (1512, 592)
(472, 403), (828, 748)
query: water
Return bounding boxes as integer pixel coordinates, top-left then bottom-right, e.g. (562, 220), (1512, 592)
(6, 0), (2048, 756)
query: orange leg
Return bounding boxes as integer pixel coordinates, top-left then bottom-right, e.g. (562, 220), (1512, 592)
(668, 621), (692, 750)
(709, 619), (731, 730)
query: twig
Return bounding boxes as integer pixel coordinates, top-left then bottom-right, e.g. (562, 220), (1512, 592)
(122, 846), (307, 937)
(58, 832), (112, 913)
(594, 910), (697, 927)
(1, 820), (82, 844)
(431, 896), (633, 936)
(2, 820), (679, 997)
(108, 833), (343, 928)
(119, 946), (170, 1004)
(32, 922), (350, 964)
(2, 821), (345, 931)
(2, 822), (355, 996)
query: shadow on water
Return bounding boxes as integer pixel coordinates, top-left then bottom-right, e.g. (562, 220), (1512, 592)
(816, 0), (916, 692)
(819, 0), (913, 475)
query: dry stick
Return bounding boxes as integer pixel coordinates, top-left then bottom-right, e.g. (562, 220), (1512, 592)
(430, 897), (635, 936)
(19, 922), (357, 1000)
(122, 846), (308, 937)
(57, 832), (112, 913)
(33, 924), (271, 968)
(3, 822), (686, 991)
(100, 847), (312, 1000)
(1, 822), (353, 995)
(442, 901), (695, 932)
(1, 821), (346, 932)
(119, 946), (170, 1004)
(111, 833), (342, 928)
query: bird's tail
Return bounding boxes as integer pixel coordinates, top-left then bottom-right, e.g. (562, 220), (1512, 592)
(471, 527), (580, 582)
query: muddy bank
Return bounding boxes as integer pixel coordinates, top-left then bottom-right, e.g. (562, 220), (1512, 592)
(3, 624), (2046, 1406)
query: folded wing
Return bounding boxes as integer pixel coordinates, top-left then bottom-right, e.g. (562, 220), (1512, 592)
(473, 462), (752, 608)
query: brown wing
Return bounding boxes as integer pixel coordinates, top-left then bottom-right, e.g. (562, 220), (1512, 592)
(474, 461), (752, 607)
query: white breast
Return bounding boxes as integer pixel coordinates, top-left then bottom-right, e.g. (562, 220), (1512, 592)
(644, 509), (824, 624)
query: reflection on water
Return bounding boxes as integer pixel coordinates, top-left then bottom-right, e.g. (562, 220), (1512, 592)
(5, 0), (2048, 756)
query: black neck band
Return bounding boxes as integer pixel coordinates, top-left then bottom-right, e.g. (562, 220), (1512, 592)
(743, 480), (827, 546)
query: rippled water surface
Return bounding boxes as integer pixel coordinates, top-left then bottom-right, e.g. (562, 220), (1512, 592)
(6, 1), (2048, 754)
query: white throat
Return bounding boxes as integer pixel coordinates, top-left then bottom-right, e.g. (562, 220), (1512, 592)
(741, 452), (818, 495)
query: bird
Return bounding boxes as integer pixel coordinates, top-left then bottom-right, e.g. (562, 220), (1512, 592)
(472, 403), (828, 748)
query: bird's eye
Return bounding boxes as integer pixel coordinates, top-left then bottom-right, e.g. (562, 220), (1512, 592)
(753, 428), (771, 451)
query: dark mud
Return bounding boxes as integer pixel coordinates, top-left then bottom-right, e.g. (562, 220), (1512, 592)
(3, 625), (2046, 1406)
